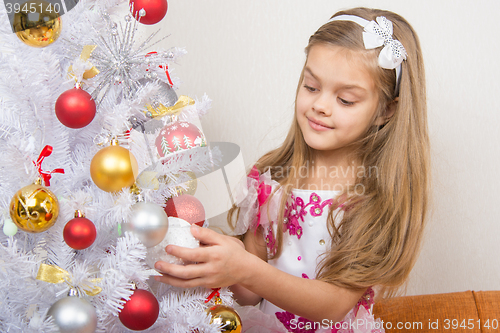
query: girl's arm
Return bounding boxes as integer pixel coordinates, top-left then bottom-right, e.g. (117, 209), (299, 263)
(154, 225), (366, 323)
(229, 226), (267, 306)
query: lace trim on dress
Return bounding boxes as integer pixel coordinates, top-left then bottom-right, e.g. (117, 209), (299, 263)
(232, 166), (280, 235)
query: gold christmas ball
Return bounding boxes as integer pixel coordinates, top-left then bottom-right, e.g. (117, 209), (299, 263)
(206, 304), (242, 333)
(13, 0), (62, 48)
(9, 182), (59, 233)
(90, 145), (139, 192)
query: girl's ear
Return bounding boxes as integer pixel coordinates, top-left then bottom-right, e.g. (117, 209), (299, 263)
(374, 97), (398, 125)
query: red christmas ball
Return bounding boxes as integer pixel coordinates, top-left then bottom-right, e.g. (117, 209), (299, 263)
(119, 289), (159, 331)
(55, 88), (96, 128)
(164, 194), (205, 226)
(130, 0), (168, 25)
(155, 121), (206, 158)
(63, 217), (97, 250)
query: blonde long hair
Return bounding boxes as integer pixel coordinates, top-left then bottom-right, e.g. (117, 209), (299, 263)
(229, 7), (429, 296)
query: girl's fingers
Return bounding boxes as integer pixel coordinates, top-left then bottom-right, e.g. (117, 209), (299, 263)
(167, 226), (243, 262)
(154, 261), (225, 288)
(153, 227), (246, 289)
(154, 273), (206, 289)
(164, 244), (209, 263)
(154, 260), (206, 280)
(190, 224), (224, 245)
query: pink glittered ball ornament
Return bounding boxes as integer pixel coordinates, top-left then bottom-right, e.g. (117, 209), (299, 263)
(164, 194), (205, 226)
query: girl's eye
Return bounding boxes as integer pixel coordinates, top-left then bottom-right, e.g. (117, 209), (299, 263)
(304, 85), (317, 92)
(338, 97), (354, 106)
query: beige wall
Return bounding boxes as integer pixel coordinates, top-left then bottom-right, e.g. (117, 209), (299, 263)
(148, 0), (500, 295)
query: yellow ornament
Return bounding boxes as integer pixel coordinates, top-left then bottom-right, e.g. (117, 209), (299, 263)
(9, 180), (59, 233)
(90, 142), (139, 193)
(12, 0), (62, 48)
(136, 170), (160, 190)
(206, 304), (242, 333)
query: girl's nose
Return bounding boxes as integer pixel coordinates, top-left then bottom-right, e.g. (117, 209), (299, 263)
(312, 93), (333, 116)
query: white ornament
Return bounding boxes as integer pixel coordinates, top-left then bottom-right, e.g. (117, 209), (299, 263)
(146, 217), (199, 267)
(135, 170), (160, 190)
(3, 218), (17, 236)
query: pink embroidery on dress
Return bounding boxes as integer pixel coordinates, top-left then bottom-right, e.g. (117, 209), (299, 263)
(283, 194), (306, 239)
(310, 193), (334, 217)
(265, 222), (276, 256)
(283, 192), (333, 239)
(357, 287), (375, 313)
(275, 311), (318, 333)
(331, 287), (385, 333)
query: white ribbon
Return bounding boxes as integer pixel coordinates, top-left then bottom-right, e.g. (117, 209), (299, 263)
(362, 16), (407, 69)
(327, 15), (407, 92)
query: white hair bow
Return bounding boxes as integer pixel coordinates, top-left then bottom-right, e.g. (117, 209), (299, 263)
(362, 16), (407, 70)
(327, 15), (407, 92)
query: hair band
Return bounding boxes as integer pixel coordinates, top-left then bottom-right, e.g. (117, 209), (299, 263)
(327, 15), (407, 96)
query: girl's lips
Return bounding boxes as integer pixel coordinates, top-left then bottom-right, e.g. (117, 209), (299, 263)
(308, 118), (333, 131)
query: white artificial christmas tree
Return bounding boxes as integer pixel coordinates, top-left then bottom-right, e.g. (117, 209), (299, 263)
(0, 0), (237, 332)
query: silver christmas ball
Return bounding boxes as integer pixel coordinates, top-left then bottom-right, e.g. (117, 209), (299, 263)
(122, 202), (169, 248)
(47, 296), (97, 333)
(143, 117), (164, 134)
(138, 78), (177, 109)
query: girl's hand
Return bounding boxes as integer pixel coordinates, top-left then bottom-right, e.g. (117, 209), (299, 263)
(154, 225), (248, 289)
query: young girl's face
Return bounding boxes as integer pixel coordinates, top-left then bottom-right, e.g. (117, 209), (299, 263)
(297, 44), (382, 158)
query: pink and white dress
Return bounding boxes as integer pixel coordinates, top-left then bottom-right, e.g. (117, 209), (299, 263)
(233, 167), (385, 333)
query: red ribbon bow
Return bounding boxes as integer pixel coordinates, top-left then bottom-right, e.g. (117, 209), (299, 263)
(204, 288), (221, 303)
(33, 145), (65, 186)
(145, 52), (174, 86)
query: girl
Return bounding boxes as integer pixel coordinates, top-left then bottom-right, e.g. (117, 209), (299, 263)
(155, 7), (429, 333)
